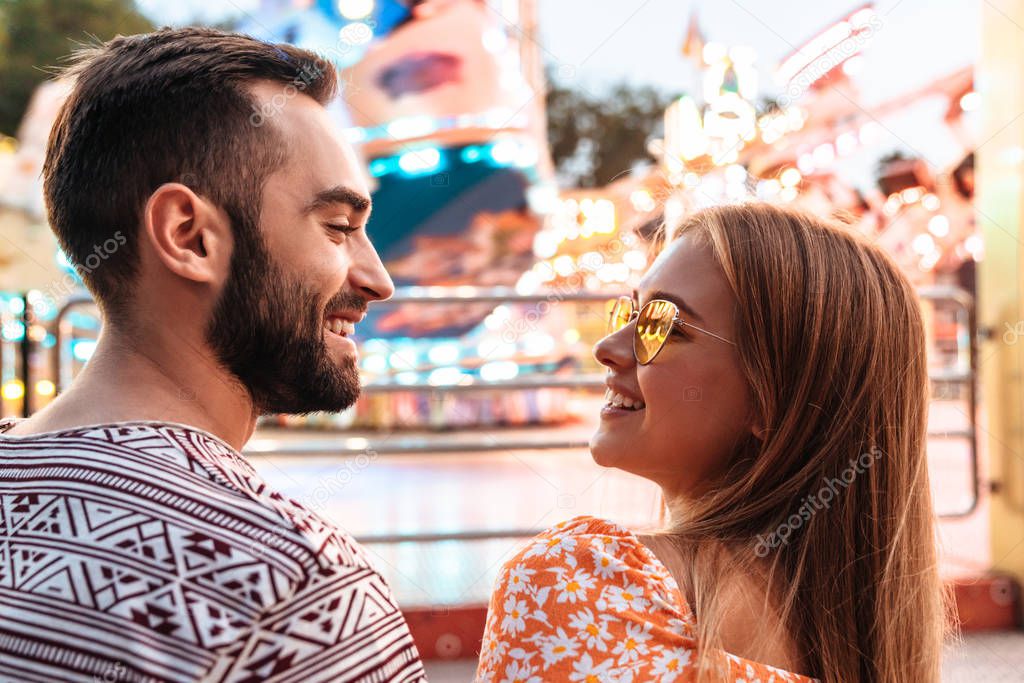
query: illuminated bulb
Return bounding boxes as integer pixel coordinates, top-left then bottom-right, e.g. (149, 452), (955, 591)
(960, 91), (980, 113)
(553, 255), (575, 277)
(964, 234), (984, 260)
(921, 193), (940, 211)
(398, 147), (441, 174)
(480, 361), (519, 382)
(928, 215), (950, 237)
(725, 164), (747, 185)
(630, 190), (656, 212)
(757, 179), (782, 199)
(339, 22), (373, 45)
(362, 354), (388, 373)
(912, 233), (935, 255)
(797, 153), (816, 175)
(623, 250), (648, 271)
(428, 343), (461, 366)
(533, 231), (559, 259)
(428, 367), (464, 386)
(337, 0), (374, 20)
(859, 121), (882, 144)
(786, 107), (806, 131)
(2, 380), (24, 401)
(780, 167), (802, 187)
(835, 132), (858, 156)
(901, 186), (923, 204)
(812, 143), (835, 167)
(490, 139), (520, 165)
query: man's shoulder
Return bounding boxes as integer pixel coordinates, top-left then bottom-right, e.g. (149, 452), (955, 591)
(0, 418), (377, 575)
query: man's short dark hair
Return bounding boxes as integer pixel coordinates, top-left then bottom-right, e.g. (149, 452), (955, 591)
(42, 27), (339, 319)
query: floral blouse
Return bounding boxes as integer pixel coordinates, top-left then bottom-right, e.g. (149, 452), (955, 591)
(476, 516), (817, 683)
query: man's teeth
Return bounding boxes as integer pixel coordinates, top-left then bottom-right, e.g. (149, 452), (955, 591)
(325, 318), (355, 336)
(604, 388), (646, 410)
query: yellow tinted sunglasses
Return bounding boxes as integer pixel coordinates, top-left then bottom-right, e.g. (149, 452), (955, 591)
(606, 295), (736, 365)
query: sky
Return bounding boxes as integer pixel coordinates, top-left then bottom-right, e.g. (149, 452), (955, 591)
(537, 0), (978, 104)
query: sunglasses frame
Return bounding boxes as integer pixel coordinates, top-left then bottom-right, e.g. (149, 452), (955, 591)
(608, 296), (736, 365)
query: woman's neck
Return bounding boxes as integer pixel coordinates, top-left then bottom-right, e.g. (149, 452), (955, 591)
(637, 532), (808, 676)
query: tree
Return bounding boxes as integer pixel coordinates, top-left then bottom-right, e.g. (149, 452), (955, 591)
(546, 71), (676, 188)
(0, 0), (153, 136)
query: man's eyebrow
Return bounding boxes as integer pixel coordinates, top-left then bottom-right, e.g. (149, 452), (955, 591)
(635, 288), (705, 324)
(302, 186), (372, 214)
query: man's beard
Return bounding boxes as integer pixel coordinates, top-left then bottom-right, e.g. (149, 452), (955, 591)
(206, 219), (365, 416)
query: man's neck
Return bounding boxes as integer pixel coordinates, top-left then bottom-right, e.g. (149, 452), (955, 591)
(16, 326), (257, 450)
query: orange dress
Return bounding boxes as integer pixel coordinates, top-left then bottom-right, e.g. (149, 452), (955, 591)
(476, 516), (818, 682)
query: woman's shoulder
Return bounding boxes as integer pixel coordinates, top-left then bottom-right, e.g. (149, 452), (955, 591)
(508, 516), (672, 580)
(495, 515), (689, 621)
(479, 516), (818, 683)
(544, 515), (633, 537)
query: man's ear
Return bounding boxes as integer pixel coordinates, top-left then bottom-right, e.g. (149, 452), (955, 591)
(142, 182), (232, 284)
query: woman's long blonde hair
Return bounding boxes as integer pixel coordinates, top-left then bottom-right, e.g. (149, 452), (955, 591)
(660, 203), (951, 682)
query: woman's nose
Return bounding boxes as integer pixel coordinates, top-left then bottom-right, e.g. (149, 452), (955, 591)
(594, 324), (636, 371)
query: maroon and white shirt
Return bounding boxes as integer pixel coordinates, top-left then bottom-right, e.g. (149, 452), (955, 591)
(0, 420), (425, 682)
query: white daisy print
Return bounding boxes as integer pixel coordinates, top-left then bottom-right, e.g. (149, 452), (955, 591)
(590, 547), (628, 580)
(524, 534), (578, 560)
(568, 652), (616, 682)
(553, 567), (597, 604)
(505, 563), (536, 594)
(568, 608), (615, 651)
(501, 596), (529, 635)
(499, 659), (542, 683)
(651, 646), (693, 681)
(539, 627), (580, 668)
(600, 582), (650, 613)
(611, 622), (652, 665)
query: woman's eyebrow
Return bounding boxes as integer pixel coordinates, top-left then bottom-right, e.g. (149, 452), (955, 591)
(637, 288), (705, 323)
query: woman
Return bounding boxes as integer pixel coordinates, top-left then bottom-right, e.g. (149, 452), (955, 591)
(476, 203), (949, 682)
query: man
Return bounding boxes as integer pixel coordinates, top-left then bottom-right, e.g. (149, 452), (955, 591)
(0, 27), (426, 682)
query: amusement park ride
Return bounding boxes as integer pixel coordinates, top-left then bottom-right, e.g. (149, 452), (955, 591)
(0, 0), (990, 450)
(0, 0), (987, 442)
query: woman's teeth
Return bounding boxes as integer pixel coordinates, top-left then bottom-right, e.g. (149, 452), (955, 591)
(605, 388), (645, 411)
(325, 318), (355, 336)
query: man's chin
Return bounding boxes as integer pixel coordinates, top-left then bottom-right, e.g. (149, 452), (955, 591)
(254, 374), (361, 416)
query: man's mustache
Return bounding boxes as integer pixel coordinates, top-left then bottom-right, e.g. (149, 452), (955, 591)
(324, 290), (368, 317)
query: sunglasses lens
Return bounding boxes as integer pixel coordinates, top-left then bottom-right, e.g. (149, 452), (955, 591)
(607, 296), (633, 335)
(634, 300), (675, 364)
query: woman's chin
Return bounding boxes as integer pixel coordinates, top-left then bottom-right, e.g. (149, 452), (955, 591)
(589, 432), (630, 468)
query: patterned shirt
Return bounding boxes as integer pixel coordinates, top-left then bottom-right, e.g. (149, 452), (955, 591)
(0, 420), (425, 683)
(476, 516), (818, 683)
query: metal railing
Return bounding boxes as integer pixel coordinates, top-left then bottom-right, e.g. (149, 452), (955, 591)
(43, 284), (980, 523)
(917, 285), (979, 518)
